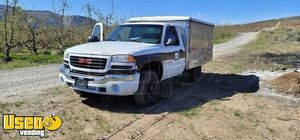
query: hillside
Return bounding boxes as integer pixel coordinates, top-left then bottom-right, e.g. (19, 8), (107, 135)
(214, 15), (300, 44)
(217, 16), (300, 33)
(0, 4), (96, 27)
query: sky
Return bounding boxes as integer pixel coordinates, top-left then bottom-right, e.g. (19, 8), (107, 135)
(5, 0), (300, 24)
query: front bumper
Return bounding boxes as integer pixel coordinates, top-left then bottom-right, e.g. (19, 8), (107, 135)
(59, 65), (140, 96)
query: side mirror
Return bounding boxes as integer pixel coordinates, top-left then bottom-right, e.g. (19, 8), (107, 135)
(165, 38), (179, 46)
(90, 23), (104, 42)
(88, 36), (100, 42)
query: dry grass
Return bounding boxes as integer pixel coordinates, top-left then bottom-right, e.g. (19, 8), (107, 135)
(214, 16), (300, 44)
(214, 28), (236, 44)
(207, 26), (300, 73)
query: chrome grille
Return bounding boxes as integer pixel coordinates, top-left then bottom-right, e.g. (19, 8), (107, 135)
(70, 56), (107, 70)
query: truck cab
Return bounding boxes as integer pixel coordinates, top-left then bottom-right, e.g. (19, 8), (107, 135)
(59, 16), (214, 106)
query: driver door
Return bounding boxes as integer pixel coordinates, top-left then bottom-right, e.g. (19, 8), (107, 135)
(161, 26), (185, 80)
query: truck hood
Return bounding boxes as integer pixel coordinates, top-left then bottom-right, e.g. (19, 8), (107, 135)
(67, 41), (158, 56)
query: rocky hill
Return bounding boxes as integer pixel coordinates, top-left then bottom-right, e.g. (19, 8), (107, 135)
(0, 4), (96, 27)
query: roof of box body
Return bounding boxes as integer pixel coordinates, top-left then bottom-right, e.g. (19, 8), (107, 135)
(129, 16), (214, 26)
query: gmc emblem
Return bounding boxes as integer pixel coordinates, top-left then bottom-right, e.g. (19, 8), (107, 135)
(78, 58), (93, 64)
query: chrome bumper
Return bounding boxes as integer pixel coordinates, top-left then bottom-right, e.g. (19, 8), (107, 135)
(59, 65), (140, 96)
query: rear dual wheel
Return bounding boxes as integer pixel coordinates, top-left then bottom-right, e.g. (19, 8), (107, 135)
(188, 66), (202, 82)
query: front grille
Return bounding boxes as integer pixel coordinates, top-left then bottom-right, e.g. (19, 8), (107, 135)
(70, 56), (107, 70)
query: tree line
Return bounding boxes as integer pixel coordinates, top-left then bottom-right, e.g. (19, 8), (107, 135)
(0, 0), (120, 63)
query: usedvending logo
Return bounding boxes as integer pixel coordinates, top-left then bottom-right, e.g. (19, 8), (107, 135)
(2, 114), (62, 137)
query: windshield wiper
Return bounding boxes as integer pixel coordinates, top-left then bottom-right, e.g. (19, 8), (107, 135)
(128, 38), (145, 43)
(129, 40), (145, 43)
(105, 38), (116, 41)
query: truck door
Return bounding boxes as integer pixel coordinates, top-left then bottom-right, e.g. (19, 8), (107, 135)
(161, 26), (185, 80)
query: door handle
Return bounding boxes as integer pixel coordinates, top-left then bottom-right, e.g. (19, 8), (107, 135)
(174, 51), (180, 60)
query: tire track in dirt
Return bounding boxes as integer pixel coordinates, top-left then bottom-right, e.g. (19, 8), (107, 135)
(104, 75), (220, 140)
(135, 114), (177, 140)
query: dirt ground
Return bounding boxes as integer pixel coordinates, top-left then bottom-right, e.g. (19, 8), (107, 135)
(1, 69), (300, 140)
(270, 71), (300, 97)
(1, 33), (300, 140)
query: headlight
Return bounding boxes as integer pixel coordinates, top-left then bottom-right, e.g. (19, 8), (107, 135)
(112, 55), (135, 63)
(64, 50), (69, 59)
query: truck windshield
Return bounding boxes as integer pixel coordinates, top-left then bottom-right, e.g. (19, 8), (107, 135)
(105, 25), (163, 44)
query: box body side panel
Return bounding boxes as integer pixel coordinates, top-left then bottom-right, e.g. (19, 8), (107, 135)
(186, 21), (214, 69)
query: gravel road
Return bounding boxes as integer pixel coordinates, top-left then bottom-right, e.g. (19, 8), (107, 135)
(0, 64), (60, 102)
(214, 32), (258, 58)
(0, 32), (258, 102)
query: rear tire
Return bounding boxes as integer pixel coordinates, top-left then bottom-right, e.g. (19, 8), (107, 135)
(188, 66), (202, 82)
(134, 70), (161, 106)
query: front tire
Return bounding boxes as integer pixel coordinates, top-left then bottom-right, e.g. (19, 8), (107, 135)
(134, 70), (161, 106)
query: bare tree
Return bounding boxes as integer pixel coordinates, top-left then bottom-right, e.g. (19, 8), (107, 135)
(100, 0), (116, 37)
(2, 0), (22, 62)
(21, 14), (48, 55)
(53, 0), (71, 53)
(82, 3), (99, 28)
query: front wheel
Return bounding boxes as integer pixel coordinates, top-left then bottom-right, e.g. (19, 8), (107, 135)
(134, 70), (161, 106)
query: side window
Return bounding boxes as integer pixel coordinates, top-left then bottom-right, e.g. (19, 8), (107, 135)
(164, 26), (179, 46)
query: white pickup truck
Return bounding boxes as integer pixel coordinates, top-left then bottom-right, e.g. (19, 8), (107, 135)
(59, 16), (214, 105)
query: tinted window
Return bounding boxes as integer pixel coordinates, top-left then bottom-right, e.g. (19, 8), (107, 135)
(164, 26), (179, 46)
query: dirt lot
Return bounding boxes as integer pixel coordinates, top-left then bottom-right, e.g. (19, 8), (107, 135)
(1, 32), (300, 140)
(1, 70), (299, 140)
(270, 72), (300, 97)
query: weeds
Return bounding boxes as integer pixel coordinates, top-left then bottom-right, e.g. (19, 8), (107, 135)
(95, 115), (112, 133)
(233, 110), (243, 118)
(208, 100), (220, 105)
(60, 131), (66, 135)
(0, 103), (9, 114)
(267, 127), (276, 133)
(0, 53), (62, 70)
(179, 107), (200, 118)
(84, 118), (90, 122)
(0, 102), (21, 114)
(14, 102), (24, 108)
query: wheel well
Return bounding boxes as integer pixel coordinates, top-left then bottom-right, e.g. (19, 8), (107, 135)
(140, 62), (163, 80)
